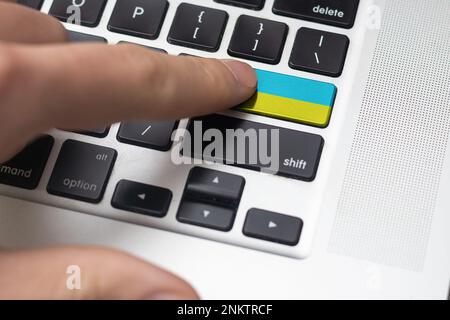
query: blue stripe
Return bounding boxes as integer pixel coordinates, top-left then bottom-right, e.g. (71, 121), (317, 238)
(256, 69), (337, 107)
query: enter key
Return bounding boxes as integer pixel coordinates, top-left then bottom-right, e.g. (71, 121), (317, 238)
(237, 69), (337, 128)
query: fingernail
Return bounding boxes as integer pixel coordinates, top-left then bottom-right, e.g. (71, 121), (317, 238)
(221, 60), (257, 89)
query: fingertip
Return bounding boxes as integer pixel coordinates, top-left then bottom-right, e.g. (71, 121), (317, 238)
(147, 283), (200, 300)
(87, 247), (200, 300)
(0, 3), (68, 44)
(46, 18), (69, 43)
(141, 265), (201, 300)
(220, 59), (258, 90)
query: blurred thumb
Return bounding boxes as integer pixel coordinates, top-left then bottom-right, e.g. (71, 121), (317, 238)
(0, 246), (198, 300)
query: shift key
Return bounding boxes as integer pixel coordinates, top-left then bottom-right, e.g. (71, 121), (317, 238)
(186, 114), (324, 181)
(47, 140), (117, 203)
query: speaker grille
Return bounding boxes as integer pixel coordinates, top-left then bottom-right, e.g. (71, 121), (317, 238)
(329, 0), (450, 271)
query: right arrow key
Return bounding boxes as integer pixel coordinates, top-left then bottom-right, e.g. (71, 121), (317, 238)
(243, 208), (303, 246)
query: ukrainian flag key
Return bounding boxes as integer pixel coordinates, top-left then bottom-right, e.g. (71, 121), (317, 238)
(238, 69), (337, 128)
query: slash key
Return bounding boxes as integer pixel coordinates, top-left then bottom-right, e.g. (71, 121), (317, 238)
(117, 121), (178, 151)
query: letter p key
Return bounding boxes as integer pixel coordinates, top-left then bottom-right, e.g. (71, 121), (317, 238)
(133, 6), (145, 19)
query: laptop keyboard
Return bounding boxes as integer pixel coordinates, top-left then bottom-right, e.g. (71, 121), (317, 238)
(1, 0), (361, 258)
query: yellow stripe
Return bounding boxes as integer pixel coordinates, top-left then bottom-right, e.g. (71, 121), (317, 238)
(238, 92), (332, 128)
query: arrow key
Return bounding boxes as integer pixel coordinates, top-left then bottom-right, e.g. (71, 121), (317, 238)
(243, 208), (303, 246)
(184, 167), (245, 207)
(177, 201), (236, 231)
(111, 180), (172, 218)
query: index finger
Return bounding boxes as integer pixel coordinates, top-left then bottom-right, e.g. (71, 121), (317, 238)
(0, 0), (67, 43)
(0, 43), (257, 160)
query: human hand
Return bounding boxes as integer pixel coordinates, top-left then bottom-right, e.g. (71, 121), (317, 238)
(0, 0), (257, 299)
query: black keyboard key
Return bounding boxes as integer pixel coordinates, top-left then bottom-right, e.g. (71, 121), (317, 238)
(47, 140), (117, 203)
(78, 127), (110, 138)
(108, 0), (168, 40)
(177, 168), (243, 232)
(228, 15), (288, 65)
(243, 208), (303, 246)
(273, 0), (359, 29)
(185, 167), (245, 207)
(66, 127), (109, 138)
(68, 30), (107, 42)
(117, 121), (178, 152)
(49, 0), (107, 27)
(168, 3), (228, 52)
(214, 0), (265, 10)
(111, 180), (172, 218)
(0, 135), (54, 190)
(17, 0), (43, 10)
(177, 201), (236, 231)
(290, 28), (349, 77)
(185, 114), (324, 182)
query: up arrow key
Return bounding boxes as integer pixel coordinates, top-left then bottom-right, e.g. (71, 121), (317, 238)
(268, 221), (277, 229)
(212, 177), (219, 184)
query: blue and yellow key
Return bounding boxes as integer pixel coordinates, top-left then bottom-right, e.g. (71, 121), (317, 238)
(237, 69), (337, 128)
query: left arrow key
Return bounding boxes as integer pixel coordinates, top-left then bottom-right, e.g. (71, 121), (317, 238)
(112, 180), (172, 218)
